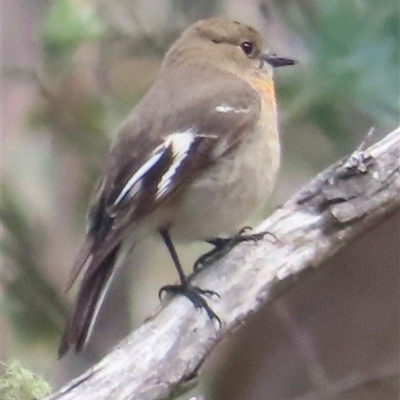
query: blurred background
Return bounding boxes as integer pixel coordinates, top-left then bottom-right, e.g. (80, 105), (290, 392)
(2, 0), (399, 399)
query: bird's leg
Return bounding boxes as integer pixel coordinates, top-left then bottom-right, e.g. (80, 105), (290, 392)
(194, 227), (276, 271)
(158, 229), (221, 324)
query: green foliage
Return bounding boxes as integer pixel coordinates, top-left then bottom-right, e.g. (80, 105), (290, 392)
(277, 0), (399, 147)
(41, 0), (105, 58)
(0, 360), (52, 400)
(313, 0), (399, 125)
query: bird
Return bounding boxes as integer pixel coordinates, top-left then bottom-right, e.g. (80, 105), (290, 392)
(58, 17), (295, 357)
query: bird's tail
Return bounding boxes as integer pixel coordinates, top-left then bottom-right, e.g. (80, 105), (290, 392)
(58, 245), (120, 358)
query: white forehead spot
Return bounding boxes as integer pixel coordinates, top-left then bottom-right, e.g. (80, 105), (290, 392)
(215, 102), (250, 114)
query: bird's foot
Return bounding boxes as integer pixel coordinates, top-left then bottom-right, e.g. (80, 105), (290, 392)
(194, 226), (275, 271)
(159, 283), (221, 325)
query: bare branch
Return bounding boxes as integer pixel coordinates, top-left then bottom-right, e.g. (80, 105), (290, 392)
(48, 127), (400, 400)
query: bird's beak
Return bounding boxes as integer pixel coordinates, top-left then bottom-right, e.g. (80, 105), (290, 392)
(261, 53), (296, 68)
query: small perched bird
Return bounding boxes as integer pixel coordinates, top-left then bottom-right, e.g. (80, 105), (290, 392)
(58, 18), (294, 357)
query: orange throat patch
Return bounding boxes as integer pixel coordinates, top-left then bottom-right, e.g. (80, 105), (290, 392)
(245, 76), (277, 109)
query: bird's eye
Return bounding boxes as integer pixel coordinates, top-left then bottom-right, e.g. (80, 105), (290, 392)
(240, 41), (254, 56)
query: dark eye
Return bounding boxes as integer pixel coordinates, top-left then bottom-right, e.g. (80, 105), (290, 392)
(240, 41), (254, 56)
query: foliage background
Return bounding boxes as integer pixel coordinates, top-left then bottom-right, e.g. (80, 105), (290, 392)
(2, 0), (399, 399)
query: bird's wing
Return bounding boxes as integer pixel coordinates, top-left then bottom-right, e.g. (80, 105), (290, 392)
(68, 66), (261, 287)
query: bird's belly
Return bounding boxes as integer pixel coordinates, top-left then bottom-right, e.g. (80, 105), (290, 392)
(169, 123), (280, 241)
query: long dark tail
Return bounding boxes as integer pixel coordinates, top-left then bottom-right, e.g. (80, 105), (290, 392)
(58, 246), (120, 358)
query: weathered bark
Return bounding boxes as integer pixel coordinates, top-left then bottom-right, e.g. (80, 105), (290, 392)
(48, 127), (400, 400)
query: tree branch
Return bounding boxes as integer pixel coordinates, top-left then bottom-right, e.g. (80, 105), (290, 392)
(48, 127), (400, 400)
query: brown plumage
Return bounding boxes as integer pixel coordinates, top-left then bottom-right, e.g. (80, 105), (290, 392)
(59, 18), (294, 357)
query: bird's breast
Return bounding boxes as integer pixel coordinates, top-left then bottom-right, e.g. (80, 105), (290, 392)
(168, 97), (280, 241)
